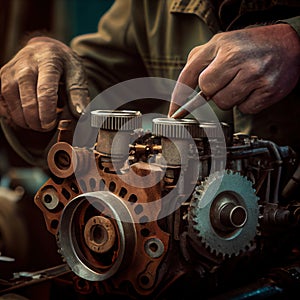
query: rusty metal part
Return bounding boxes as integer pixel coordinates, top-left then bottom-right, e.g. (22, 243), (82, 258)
(84, 216), (116, 254)
(35, 154), (170, 296)
(57, 191), (136, 282)
(33, 110), (300, 299)
(47, 142), (93, 178)
(40, 187), (60, 211)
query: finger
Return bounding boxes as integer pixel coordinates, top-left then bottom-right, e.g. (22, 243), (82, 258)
(237, 88), (278, 114)
(37, 61), (62, 130)
(1, 71), (27, 128)
(198, 53), (240, 98)
(169, 44), (215, 117)
(209, 70), (256, 110)
(168, 79), (197, 117)
(171, 91), (208, 119)
(17, 67), (40, 130)
(65, 54), (89, 117)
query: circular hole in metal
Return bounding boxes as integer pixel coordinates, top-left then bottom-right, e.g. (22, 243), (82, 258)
(109, 181), (116, 192)
(230, 206), (247, 228)
(141, 228), (150, 237)
(54, 150), (71, 170)
(119, 187), (127, 198)
(71, 183), (79, 194)
(149, 242), (158, 253)
(44, 194), (52, 204)
(144, 238), (164, 258)
(91, 224), (108, 245)
(128, 194), (137, 203)
(50, 219), (59, 229)
(77, 278), (88, 290)
(140, 275), (150, 286)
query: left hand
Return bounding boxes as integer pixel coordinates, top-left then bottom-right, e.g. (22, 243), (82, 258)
(169, 24), (300, 117)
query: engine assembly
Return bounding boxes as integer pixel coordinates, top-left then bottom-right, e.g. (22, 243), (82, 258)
(27, 110), (300, 299)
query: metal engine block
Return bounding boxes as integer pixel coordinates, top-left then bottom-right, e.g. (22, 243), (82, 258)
(33, 110), (300, 299)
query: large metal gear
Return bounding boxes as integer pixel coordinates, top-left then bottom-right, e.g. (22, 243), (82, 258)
(189, 170), (259, 258)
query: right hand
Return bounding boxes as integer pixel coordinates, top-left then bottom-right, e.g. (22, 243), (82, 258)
(169, 24), (300, 117)
(0, 36), (89, 132)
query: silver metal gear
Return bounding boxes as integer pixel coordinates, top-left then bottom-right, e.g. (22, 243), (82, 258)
(189, 170), (259, 258)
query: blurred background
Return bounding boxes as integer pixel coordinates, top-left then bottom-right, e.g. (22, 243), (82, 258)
(0, 0), (114, 283)
(0, 0), (114, 65)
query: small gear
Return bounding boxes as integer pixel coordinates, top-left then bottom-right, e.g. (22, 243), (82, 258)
(189, 170), (259, 257)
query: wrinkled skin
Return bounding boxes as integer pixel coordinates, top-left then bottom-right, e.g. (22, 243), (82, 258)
(0, 37), (89, 131)
(0, 25), (299, 130)
(169, 24), (300, 117)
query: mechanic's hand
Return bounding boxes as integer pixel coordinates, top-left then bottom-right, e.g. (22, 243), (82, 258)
(0, 36), (89, 131)
(169, 24), (300, 117)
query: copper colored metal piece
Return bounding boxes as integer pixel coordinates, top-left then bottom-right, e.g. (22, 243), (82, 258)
(47, 142), (93, 178)
(47, 142), (75, 178)
(84, 216), (116, 254)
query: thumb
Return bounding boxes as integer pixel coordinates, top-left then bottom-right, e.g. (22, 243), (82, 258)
(65, 53), (90, 118)
(68, 86), (90, 118)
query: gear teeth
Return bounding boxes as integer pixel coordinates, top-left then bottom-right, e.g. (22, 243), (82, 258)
(188, 170), (260, 259)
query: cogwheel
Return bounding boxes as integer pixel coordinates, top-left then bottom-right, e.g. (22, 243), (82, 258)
(189, 170), (259, 258)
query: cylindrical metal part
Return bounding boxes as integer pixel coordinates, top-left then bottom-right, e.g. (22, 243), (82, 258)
(152, 118), (201, 166)
(91, 110), (142, 158)
(47, 142), (75, 178)
(84, 216), (116, 254)
(47, 142), (92, 178)
(210, 191), (248, 233)
(219, 203), (247, 229)
(58, 191), (136, 282)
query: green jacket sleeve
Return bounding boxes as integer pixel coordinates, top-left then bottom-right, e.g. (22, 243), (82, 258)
(277, 16), (300, 37)
(70, 0), (148, 100)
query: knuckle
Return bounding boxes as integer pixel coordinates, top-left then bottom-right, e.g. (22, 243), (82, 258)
(198, 71), (208, 86)
(261, 76), (276, 88)
(198, 73), (215, 97)
(248, 62), (263, 76)
(0, 65), (14, 84)
(15, 67), (35, 83)
(179, 66), (198, 82)
(40, 58), (64, 72)
(187, 46), (201, 61)
(1, 79), (16, 96)
(37, 84), (58, 98)
(0, 65), (8, 76)
(20, 97), (36, 109)
(210, 31), (230, 45)
(37, 84), (58, 105)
